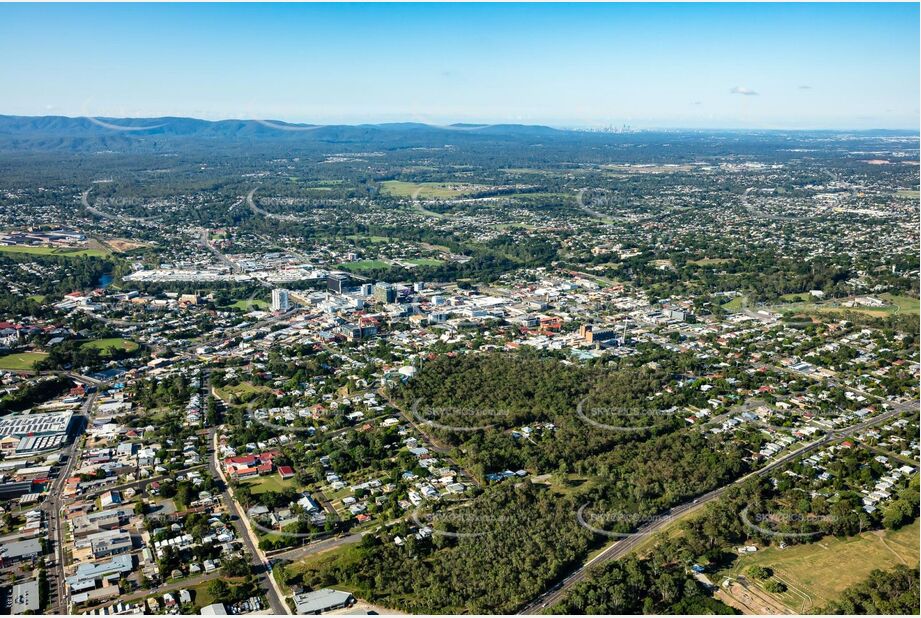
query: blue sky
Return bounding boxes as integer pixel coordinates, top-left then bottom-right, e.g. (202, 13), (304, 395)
(1, 2), (918, 129)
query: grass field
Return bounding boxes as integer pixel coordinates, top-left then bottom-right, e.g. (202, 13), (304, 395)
(381, 180), (472, 199)
(0, 351), (48, 370)
(338, 259), (391, 271)
(344, 234), (393, 243)
(0, 244), (109, 257)
(690, 258), (734, 266)
(214, 381), (272, 403)
(771, 293), (920, 318)
(402, 258), (444, 267)
(227, 298), (269, 311)
(879, 293), (921, 314)
(81, 337), (139, 354)
(895, 189), (920, 199)
(243, 475), (299, 495)
(722, 295), (749, 312)
(725, 519), (920, 611)
(410, 201), (447, 219)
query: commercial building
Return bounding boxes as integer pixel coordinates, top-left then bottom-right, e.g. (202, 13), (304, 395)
(0, 538), (43, 565)
(74, 529), (133, 559)
(327, 273), (350, 294)
(271, 288), (290, 312)
(0, 410), (74, 455)
(11, 579), (40, 615)
(71, 507), (133, 538)
(199, 603), (227, 615)
(293, 589), (354, 615)
(579, 324), (617, 344)
(373, 282), (397, 304)
(65, 554), (134, 597)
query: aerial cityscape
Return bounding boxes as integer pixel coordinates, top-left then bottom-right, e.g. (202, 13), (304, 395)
(0, 2), (918, 616)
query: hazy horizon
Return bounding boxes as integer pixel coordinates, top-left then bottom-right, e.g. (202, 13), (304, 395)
(2, 111), (920, 133)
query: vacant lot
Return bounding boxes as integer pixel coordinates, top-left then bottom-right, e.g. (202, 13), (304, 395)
(727, 519), (920, 611)
(243, 475), (299, 495)
(381, 180), (473, 199)
(103, 238), (150, 252)
(214, 381), (272, 404)
(0, 351), (48, 370)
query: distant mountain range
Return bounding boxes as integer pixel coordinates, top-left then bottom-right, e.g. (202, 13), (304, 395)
(0, 115), (576, 153)
(0, 114), (914, 154)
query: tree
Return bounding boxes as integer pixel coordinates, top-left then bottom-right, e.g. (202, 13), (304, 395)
(764, 580), (787, 594)
(747, 566), (772, 580)
(207, 579), (231, 602)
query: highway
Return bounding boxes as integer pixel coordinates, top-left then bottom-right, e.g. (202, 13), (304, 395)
(271, 530), (366, 563)
(516, 401), (917, 614)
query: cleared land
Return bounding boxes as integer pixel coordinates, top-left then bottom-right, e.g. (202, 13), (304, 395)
(214, 381), (272, 403)
(725, 519), (920, 611)
(0, 351), (48, 370)
(103, 238), (150, 252)
(243, 475), (300, 495)
(381, 180), (472, 199)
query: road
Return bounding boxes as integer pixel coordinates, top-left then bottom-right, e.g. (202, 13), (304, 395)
(208, 429), (290, 614)
(516, 401), (917, 614)
(46, 386), (98, 614)
(196, 224), (245, 276)
(80, 189), (156, 224)
(270, 531), (366, 563)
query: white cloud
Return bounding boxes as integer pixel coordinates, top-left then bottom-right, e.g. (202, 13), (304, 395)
(730, 86), (758, 96)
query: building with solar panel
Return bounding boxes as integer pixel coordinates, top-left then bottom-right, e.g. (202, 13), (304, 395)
(0, 410), (74, 455)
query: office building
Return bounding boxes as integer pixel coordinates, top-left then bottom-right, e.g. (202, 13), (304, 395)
(373, 283), (397, 304)
(327, 274), (350, 294)
(271, 288), (290, 312)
